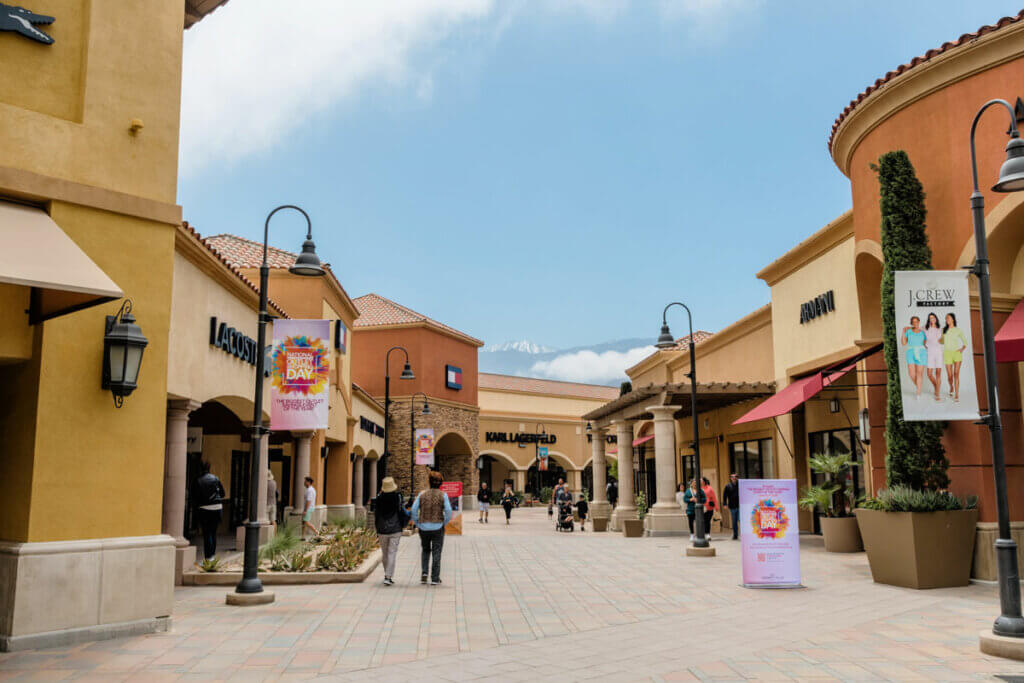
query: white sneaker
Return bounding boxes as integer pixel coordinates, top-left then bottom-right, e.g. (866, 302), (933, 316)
(689, 534), (694, 541)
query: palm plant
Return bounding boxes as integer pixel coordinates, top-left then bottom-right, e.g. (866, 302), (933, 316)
(799, 453), (856, 518)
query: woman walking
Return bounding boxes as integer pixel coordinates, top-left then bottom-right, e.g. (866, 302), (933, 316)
(411, 471), (452, 585)
(679, 481), (699, 542)
(373, 477), (405, 586)
(500, 484), (517, 525)
(702, 477), (719, 543)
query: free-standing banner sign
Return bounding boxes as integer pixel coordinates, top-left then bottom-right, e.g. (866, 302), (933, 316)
(894, 271), (980, 421)
(415, 428), (435, 466)
(739, 479), (801, 588)
(441, 481), (463, 535)
(269, 319), (331, 431)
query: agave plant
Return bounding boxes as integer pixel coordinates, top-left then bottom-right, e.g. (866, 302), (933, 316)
(287, 548), (313, 572)
(864, 485), (976, 513)
(259, 525), (301, 562)
(199, 556), (222, 572)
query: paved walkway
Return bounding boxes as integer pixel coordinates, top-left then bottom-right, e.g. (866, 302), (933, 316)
(2, 508), (1024, 681)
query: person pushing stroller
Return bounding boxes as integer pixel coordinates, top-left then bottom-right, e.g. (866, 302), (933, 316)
(554, 485), (574, 532)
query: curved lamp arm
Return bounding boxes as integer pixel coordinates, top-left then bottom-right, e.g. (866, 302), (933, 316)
(263, 205), (312, 266)
(385, 345), (409, 374)
(662, 301), (694, 341)
(970, 99), (1018, 193)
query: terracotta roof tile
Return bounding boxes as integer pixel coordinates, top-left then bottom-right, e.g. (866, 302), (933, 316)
(668, 330), (714, 349)
(179, 223), (288, 317)
(204, 234), (307, 270)
(352, 293), (484, 346)
(829, 10), (1024, 154)
(479, 373), (620, 400)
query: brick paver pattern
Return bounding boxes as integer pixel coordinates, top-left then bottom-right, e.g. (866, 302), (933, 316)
(2, 508), (1024, 681)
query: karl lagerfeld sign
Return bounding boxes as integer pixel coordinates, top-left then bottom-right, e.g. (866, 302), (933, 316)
(799, 290), (835, 324)
(485, 431), (557, 445)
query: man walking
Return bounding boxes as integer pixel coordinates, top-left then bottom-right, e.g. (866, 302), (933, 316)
(194, 462), (225, 560)
(477, 481), (490, 523)
(301, 476), (319, 539)
(606, 478), (618, 509)
(723, 473), (741, 540)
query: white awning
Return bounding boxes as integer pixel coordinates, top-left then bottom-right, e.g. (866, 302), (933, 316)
(0, 201), (122, 323)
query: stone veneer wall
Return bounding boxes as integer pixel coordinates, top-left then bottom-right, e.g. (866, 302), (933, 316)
(386, 401), (479, 499)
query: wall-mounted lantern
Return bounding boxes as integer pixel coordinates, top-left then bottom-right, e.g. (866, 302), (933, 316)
(828, 397), (841, 414)
(102, 300), (147, 408)
(858, 408), (871, 445)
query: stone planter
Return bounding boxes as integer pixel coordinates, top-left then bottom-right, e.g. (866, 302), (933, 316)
(592, 517), (609, 532)
(820, 516), (863, 553)
(183, 549), (381, 585)
(622, 518), (644, 538)
(855, 508), (978, 589)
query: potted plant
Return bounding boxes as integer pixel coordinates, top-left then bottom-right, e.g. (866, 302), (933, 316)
(622, 492), (645, 537)
(855, 151), (979, 589)
(798, 453), (863, 552)
(856, 487), (978, 588)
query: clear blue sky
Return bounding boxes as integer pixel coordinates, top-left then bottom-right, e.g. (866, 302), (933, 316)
(178, 1), (1022, 350)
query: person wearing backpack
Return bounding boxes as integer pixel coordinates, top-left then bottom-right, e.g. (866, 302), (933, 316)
(194, 461), (225, 560)
(373, 477), (406, 586)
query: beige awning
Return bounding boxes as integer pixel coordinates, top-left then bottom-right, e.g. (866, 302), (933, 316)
(0, 201), (122, 324)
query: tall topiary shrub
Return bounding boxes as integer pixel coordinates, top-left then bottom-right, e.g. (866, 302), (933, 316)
(875, 151), (950, 490)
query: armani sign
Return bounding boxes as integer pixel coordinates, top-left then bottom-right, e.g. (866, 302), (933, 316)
(1, 3), (54, 44)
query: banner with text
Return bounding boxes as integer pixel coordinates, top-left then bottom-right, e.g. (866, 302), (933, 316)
(739, 479), (801, 588)
(415, 428), (435, 466)
(441, 481), (463, 535)
(270, 319), (331, 431)
(894, 270), (980, 421)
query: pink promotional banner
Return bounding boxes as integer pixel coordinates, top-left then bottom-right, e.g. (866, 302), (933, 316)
(269, 319), (331, 431)
(739, 479), (802, 588)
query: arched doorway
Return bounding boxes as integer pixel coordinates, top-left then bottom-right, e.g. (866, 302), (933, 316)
(582, 454), (614, 501)
(423, 432), (476, 501)
(526, 452), (570, 498)
(478, 450), (518, 493)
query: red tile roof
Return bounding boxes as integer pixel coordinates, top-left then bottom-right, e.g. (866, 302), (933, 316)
(479, 373), (620, 400)
(668, 330), (714, 349)
(184, 0), (231, 28)
(829, 10), (1024, 154)
(203, 234), (310, 270)
(352, 293), (484, 347)
(179, 223), (288, 317)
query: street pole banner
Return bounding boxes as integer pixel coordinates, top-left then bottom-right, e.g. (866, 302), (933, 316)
(441, 481), (463, 535)
(414, 428), (435, 466)
(538, 445), (549, 472)
(894, 270), (980, 421)
(739, 479), (801, 588)
(269, 319), (331, 431)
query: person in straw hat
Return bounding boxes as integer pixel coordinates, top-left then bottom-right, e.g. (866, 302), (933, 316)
(373, 476), (407, 585)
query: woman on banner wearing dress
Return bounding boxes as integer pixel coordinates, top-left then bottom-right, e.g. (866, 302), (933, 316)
(901, 316), (927, 400)
(923, 312), (944, 402)
(942, 312), (968, 403)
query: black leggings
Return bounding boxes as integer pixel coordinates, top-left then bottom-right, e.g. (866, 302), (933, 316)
(503, 503), (513, 520)
(704, 509), (714, 533)
(687, 512), (695, 534)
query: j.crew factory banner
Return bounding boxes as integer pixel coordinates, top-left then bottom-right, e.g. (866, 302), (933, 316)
(270, 319), (331, 431)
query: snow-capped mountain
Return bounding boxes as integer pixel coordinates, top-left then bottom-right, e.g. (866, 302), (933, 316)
(483, 340), (556, 354)
(479, 337), (655, 385)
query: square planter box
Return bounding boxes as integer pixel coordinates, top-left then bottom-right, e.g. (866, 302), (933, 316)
(820, 516), (863, 553)
(622, 519), (644, 538)
(592, 517), (609, 532)
(855, 508), (978, 589)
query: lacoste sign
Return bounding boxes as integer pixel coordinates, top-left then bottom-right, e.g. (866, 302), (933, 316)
(1, 3), (55, 44)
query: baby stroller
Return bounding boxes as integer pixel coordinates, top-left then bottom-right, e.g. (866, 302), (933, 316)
(555, 501), (574, 532)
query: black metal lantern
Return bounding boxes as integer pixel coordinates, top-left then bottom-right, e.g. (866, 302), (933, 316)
(102, 300), (148, 408)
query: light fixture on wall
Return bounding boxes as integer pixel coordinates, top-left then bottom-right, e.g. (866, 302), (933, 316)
(858, 408), (870, 445)
(828, 397), (841, 414)
(102, 299), (148, 408)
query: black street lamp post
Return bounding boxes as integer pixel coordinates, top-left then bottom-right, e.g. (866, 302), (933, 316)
(382, 346), (414, 483)
(409, 391), (431, 498)
(235, 205), (325, 599)
(655, 302), (708, 548)
(968, 99), (1024, 640)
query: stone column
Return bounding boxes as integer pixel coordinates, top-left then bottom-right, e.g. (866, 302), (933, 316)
(610, 419), (637, 531)
(589, 428), (611, 520)
(289, 432), (313, 528)
(568, 468), (582, 494)
(513, 469), (526, 493)
(353, 455), (365, 518)
(162, 399), (199, 583)
(644, 405), (687, 536)
(367, 458), (378, 500)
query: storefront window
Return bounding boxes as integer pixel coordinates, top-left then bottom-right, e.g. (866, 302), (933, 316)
(729, 438), (772, 479)
(808, 428), (864, 532)
(681, 454), (696, 487)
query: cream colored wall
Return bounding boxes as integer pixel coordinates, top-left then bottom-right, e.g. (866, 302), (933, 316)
(770, 237), (861, 377)
(167, 252), (267, 408)
(668, 319), (774, 384)
(479, 416), (589, 471)
(478, 388), (610, 419)
(0, 0), (184, 203)
(322, 300), (352, 441)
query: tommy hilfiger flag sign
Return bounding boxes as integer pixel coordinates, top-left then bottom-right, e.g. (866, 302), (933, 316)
(446, 364), (462, 390)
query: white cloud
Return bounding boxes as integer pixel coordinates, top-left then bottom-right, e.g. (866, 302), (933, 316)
(528, 346), (655, 384)
(180, 0), (760, 176)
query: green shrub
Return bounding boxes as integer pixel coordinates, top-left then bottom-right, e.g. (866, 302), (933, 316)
(258, 525), (301, 561)
(198, 556), (222, 572)
(875, 150), (949, 490)
(799, 452), (857, 518)
(636, 492), (648, 520)
(863, 485), (976, 512)
(539, 486), (553, 504)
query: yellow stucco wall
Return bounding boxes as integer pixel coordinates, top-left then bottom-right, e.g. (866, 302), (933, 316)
(769, 236), (862, 377)
(0, 0), (184, 202)
(0, 284), (33, 361)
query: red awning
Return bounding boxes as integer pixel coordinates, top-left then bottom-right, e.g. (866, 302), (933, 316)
(732, 343), (882, 425)
(996, 299), (1024, 362)
(632, 434), (655, 447)
(607, 448), (618, 455)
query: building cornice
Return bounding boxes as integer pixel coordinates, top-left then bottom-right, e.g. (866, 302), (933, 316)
(665, 304), (772, 374)
(756, 211), (854, 286)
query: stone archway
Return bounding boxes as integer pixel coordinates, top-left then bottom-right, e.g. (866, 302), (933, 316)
(431, 432), (477, 497)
